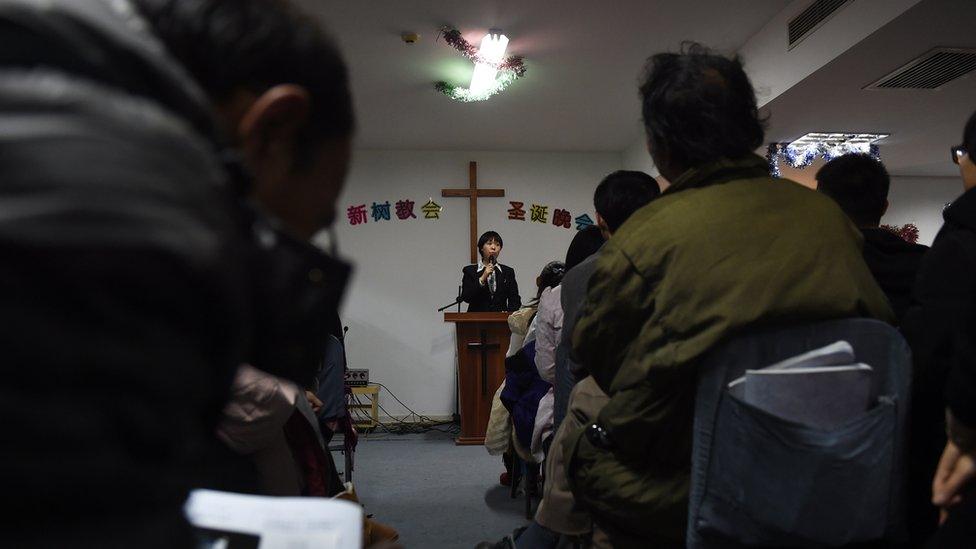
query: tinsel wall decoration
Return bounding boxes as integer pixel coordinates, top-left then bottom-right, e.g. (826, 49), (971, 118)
(767, 142), (881, 178)
(435, 26), (526, 102)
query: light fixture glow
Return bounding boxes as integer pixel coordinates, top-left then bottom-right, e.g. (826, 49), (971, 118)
(468, 30), (509, 97)
(434, 26), (525, 102)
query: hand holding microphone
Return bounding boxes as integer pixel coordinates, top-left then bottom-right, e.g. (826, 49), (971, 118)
(480, 254), (497, 284)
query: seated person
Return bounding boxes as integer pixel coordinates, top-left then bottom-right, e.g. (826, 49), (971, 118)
(816, 153), (928, 324)
(485, 261), (565, 486)
(481, 172), (660, 549)
(568, 44), (892, 546)
(219, 365), (337, 496)
(461, 231), (522, 312)
(555, 171), (661, 430)
(218, 365), (398, 546)
(138, 2), (396, 546)
(501, 261), (566, 463)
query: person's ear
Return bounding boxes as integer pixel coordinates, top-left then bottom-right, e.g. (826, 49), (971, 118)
(238, 84), (311, 169)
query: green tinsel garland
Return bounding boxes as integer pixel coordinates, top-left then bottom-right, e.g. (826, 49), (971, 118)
(435, 71), (520, 102)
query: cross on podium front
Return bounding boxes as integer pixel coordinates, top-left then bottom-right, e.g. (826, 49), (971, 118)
(442, 161), (506, 264)
(467, 329), (500, 397)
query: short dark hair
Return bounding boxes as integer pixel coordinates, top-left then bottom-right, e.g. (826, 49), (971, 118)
(639, 43), (765, 171)
(816, 154), (890, 226)
(477, 231), (503, 258)
(593, 171), (661, 232)
(134, 0), (354, 148)
(537, 261), (566, 298)
(963, 110), (976, 154)
(564, 226), (604, 271)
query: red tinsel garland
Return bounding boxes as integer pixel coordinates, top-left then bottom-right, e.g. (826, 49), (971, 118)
(880, 223), (920, 244)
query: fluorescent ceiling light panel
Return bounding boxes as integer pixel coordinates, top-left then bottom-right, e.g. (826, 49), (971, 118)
(469, 31), (509, 96)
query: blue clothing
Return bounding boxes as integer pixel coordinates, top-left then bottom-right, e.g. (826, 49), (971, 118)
(501, 335), (551, 452)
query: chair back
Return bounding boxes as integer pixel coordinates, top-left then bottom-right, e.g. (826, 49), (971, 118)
(687, 319), (911, 547)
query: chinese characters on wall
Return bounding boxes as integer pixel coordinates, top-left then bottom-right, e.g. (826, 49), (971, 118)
(346, 197), (592, 231)
(508, 201), (593, 231)
(347, 199), (441, 225)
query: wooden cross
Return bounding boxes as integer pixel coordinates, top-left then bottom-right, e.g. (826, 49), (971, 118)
(442, 161), (506, 264)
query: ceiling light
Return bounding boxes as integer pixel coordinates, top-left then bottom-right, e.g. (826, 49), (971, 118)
(468, 30), (509, 97)
(434, 26), (526, 102)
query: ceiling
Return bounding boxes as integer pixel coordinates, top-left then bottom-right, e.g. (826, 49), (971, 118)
(763, 0), (976, 177)
(299, 0), (790, 152)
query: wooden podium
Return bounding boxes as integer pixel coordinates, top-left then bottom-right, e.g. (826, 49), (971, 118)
(445, 312), (511, 445)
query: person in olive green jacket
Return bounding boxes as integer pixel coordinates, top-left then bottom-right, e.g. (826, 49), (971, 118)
(565, 44), (894, 548)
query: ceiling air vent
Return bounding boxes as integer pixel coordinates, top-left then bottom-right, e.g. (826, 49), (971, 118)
(866, 48), (976, 90)
(788, 0), (854, 50)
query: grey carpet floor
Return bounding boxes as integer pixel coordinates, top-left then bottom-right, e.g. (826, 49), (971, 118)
(332, 430), (530, 549)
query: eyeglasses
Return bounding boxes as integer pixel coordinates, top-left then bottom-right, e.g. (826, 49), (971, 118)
(952, 145), (967, 164)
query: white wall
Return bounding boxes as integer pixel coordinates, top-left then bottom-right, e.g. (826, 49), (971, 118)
(884, 176), (962, 245)
(323, 149), (621, 418)
(621, 136), (658, 177)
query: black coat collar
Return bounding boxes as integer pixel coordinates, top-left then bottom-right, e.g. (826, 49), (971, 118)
(944, 186), (976, 233)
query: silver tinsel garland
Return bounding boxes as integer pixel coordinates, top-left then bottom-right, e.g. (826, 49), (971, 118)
(766, 142), (881, 178)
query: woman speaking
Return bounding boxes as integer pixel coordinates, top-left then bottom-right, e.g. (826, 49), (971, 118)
(460, 231), (521, 312)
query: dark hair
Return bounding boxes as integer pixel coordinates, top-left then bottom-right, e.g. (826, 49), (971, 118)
(134, 0), (354, 152)
(536, 261), (566, 299)
(639, 43), (765, 171)
(963, 110), (976, 154)
(477, 231), (503, 259)
(565, 226), (604, 271)
(593, 170), (661, 232)
(815, 154), (890, 226)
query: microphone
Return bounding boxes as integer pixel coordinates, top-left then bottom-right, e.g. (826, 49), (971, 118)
(488, 254), (497, 265)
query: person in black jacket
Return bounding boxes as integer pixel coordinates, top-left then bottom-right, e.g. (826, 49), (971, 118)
(133, 0), (358, 390)
(1, 0), (357, 546)
(141, 4), (403, 544)
(135, 0), (357, 467)
(816, 153), (928, 324)
(906, 110), (976, 547)
(0, 1), (251, 546)
(460, 230), (522, 312)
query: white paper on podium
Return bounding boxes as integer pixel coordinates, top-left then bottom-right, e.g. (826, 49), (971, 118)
(185, 489), (363, 549)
